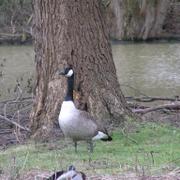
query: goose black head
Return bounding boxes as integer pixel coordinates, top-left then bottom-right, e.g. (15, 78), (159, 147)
(59, 67), (74, 78)
(68, 165), (76, 171)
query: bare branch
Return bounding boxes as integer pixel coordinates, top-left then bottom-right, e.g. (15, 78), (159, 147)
(0, 96), (33, 104)
(0, 114), (31, 132)
(133, 103), (180, 114)
(126, 96), (180, 102)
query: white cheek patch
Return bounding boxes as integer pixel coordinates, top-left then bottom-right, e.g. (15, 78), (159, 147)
(66, 69), (74, 77)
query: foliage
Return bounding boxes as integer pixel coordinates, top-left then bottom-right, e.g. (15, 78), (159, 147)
(0, 0), (32, 33)
(126, 0), (140, 14)
(148, 0), (158, 7)
(0, 122), (180, 178)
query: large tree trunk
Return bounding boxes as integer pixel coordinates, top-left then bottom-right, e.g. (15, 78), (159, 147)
(31, 0), (133, 140)
(105, 0), (171, 40)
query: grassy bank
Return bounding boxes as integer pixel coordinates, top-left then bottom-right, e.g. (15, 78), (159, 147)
(0, 122), (180, 179)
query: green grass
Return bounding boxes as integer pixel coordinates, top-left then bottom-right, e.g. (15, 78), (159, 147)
(0, 122), (180, 178)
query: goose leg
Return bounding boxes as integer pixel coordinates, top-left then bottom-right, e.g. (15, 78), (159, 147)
(87, 140), (94, 153)
(87, 140), (94, 163)
(74, 141), (77, 153)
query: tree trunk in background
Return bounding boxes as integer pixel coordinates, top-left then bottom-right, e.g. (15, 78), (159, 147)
(105, 0), (171, 40)
(31, 0), (134, 140)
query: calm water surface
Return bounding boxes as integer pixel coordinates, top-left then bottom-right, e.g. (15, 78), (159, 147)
(112, 42), (180, 96)
(0, 43), (180, 100)
(0, 45), (34, 100)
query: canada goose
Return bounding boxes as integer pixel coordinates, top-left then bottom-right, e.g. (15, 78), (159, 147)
(47, 165), (86, 180)
(58, 67), (112, 152)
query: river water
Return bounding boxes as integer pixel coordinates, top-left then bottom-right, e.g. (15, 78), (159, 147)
(0, 45), (34, 100)
(113, 42), (180, 97)
(0, 42), (180, 100)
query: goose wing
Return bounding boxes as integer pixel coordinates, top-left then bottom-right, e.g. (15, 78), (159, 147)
(78, 110), (108, 134)
(78, 110), (112, 141)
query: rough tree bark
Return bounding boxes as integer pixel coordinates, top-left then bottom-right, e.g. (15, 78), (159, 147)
(31, 0), (133, 140)
(105, 0), (171, 40)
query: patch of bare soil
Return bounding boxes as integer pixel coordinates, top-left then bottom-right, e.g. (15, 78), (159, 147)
(0, 97), (63, 149)
(128, 98), (180, 128)
(0, 97), (180, 180)
(143, 111), (180, 128)
(0, 97), (180, 149)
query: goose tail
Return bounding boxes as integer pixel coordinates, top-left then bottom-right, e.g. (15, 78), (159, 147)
(92, 131), (112, 141)
(101, 134), (112, 141)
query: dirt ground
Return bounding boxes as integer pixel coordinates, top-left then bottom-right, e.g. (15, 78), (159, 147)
(0, 99), (180, 179)
(0, 169), (179, 180)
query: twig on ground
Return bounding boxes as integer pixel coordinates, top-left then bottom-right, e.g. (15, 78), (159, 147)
(133, 103), (180, 114)
(13, 129), (20, 143)
(0, 96), (33, 104)
(126, 96), (180, 102)
(19, 151), (29, 174)
(0, 114), (30, 132)
(121, 128), (138, 144)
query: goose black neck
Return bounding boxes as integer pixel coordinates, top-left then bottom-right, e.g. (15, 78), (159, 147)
(65, 76), (74, 101)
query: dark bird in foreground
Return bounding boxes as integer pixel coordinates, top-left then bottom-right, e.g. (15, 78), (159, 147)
(58, 67), (112, 152)
(47, 165), (86, 180)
